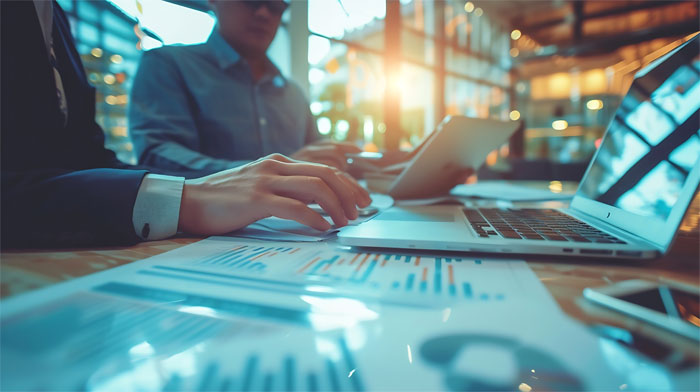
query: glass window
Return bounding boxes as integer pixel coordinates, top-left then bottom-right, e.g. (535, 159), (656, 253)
(308, 0), (385, 51)
(400, 62), (435, 146)
(308, 39), (384, 149)
(109, 0), (215, 47)
(269, 27), (291, 78)
(61, 0), (216, 164)
(401, 0), (436, 37)
(401, 29), (435, 66)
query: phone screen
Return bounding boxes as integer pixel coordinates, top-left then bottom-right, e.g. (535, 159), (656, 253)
(616, 286), (700, 327)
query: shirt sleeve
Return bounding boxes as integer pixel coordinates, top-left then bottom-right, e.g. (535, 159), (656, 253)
(132, 173), (185, 241)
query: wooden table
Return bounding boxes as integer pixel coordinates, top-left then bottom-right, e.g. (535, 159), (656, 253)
(2, 183), (698, 364)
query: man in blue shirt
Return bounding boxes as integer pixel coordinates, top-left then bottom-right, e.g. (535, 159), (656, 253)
(130, 0), (357, 173)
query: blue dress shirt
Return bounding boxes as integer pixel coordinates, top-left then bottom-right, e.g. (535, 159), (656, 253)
(129, 30), (319, 173)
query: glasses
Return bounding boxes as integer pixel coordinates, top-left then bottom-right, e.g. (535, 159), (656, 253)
(241, 1), (289, 16)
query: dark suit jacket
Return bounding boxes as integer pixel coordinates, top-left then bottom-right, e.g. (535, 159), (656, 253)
(0, 1), (201, 248)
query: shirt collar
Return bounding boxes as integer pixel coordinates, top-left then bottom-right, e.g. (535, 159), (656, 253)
(206, 29), (287, 87)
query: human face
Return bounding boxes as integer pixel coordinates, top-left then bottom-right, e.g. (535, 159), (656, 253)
(209, 0), (287, 59)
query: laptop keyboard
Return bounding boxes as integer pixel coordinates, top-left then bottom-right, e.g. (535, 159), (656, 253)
(464, 208), (626, 244)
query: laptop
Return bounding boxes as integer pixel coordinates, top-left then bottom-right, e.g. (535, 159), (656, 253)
(339, 34), (700, 260)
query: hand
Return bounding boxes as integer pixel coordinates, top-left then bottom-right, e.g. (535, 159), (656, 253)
(177, 154), (372, 235)
(291, 140), (362, 171)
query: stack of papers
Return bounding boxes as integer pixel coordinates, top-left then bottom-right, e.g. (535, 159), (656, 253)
(1, 237), (685, 391)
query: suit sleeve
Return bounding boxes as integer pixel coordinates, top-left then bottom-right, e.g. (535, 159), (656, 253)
(1, 168), (148, 248)
(129, 49), (249, 174)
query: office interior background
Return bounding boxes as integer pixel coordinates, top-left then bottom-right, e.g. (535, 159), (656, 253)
(57, 0), (699, 185)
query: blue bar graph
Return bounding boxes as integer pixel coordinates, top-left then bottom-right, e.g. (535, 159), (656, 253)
(263, 374), (274, 391)
(434, 258), (442, 294)
(309, 255), (339, 275)
(205, 247), (249, 266)
(241, 355), (258, 391)
(326, 359), (341, 392)
(463, 283), (473, 298)
(405, 273), (415, 291)
(195, 245), (303, 272)
(307, 373), (319, 392)
(285, 356), (295, 391)
(198, 363), (219, 391)
(340, 337), (365, 392)
(191, 247), (505, 303)
(350, 259), (377, 284)
(186, 338), (364, 392)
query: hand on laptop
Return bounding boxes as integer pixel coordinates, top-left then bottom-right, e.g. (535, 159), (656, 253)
(178, 154), (372, 235)
(291, 140), (363, 171)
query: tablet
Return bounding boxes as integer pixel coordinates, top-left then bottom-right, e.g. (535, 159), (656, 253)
(381, 115), (519, 199)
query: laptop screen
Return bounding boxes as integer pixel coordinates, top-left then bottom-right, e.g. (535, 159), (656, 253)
(577, 36), (700, 221)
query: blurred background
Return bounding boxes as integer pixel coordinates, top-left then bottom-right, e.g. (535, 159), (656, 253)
(57, 0), (699, 182)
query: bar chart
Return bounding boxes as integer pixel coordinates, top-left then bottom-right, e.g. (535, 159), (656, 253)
(176, 337), (365, 392)
(295, 253), (504, 300)
(174, 241), (513, 303)
(1, 287), (366, 392)
(194, 245), (304, 273)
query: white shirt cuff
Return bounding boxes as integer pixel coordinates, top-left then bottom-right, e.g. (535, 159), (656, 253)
(132, 174), (185, 241)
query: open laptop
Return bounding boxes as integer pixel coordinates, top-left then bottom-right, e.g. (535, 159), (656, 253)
(339, 34), (700, 260)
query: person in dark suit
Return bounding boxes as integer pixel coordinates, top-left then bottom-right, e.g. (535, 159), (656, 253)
(0, 0), (370, 249)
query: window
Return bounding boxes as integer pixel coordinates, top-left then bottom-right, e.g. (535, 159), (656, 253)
(307, 0), (514, 157)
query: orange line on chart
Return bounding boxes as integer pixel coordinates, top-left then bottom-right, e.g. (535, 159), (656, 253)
(356, 254), (371, 272)
(250, 251), (269, 261)
(289, 248), (301, 254)
(373, 254), (380, 261)
(336, 258), (345, 265)
(321, 263), (333, 272)
(414, 256), (421, 266)
(381, 257), (389, 267)
(349, 253), (362, 265)
(268, 252), (278, 257)
(297, 257), (320, 274)
(422, 267), (428, 281)
(448, 264), (455, 285)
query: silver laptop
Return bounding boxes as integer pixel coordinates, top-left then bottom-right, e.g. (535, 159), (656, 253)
(340, 34), (700, 260)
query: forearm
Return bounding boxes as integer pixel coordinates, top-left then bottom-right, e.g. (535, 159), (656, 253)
(140, 142), (252, 175)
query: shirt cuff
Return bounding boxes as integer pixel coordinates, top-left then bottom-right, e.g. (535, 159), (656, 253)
(132, 174), (185, 241)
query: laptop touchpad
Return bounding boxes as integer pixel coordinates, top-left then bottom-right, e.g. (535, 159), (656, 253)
(375, 210), (455, 222)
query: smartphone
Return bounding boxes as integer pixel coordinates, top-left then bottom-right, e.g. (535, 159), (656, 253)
(583, 280), (700, 341)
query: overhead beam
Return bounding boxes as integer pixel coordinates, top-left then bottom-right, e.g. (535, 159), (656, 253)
(518, 0), (687, 33)
(519, 19), (699, 61)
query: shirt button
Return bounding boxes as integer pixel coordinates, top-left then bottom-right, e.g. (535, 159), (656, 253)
(259, 117), (267, 126)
